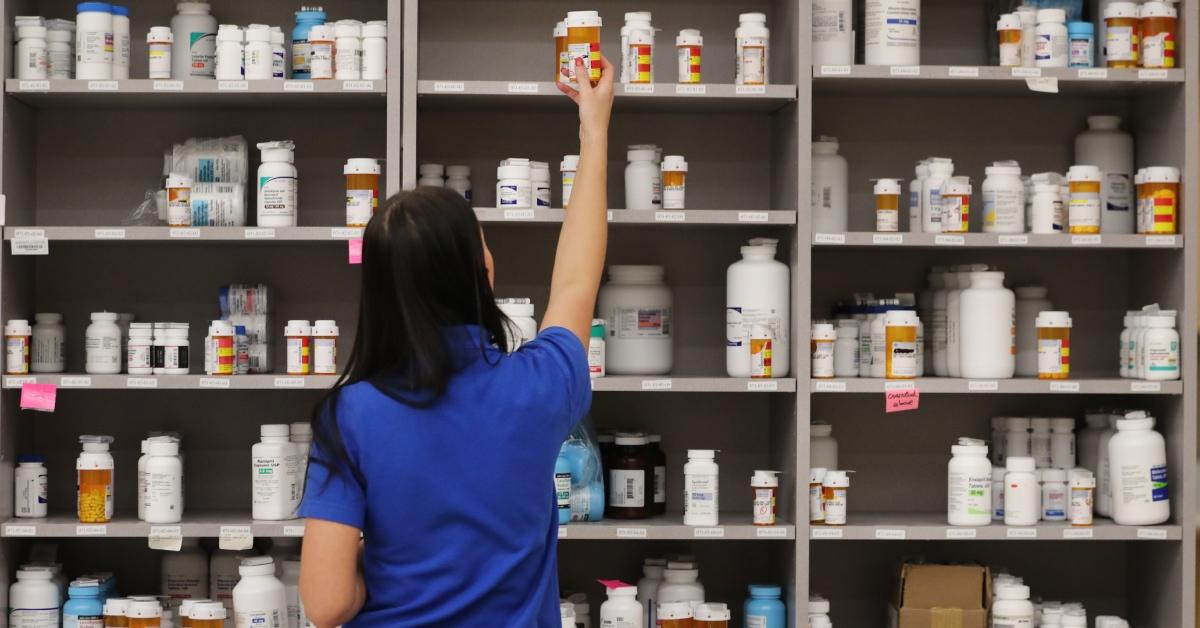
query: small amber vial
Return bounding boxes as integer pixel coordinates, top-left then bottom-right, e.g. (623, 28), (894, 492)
(1067, 165), (1101, 234)
(884, 310), (919, 380)
(997, 13), (1023, 67)
(1143, 166), (1180, 234)
(104, 598), (131, 628)
(188, 601), (226, 628)
(78, 468), (112, 523)
(1104, 3), (1140, 68)
(1141, 2), (1177, 69)
(694, 602), (731, 627)
(126, 599), (162, 628)
(553, 21), (567, 82)
(657, 601), (694, 628)
(874, 178), (901, 232)
(564, 11), (602, 86)
(661, 155), (688, 210)
(1036, 311), (1072, 380)
(344, 158), (381, 228)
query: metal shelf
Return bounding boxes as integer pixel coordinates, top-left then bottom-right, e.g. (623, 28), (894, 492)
(560, 515), (795, 541)
(812, 231), (1182, 250)
(417, 80), (798, 112)
(809, 513), (1181, 541)
(5, 79), (386, 109)
(475, 208), (797, 226)
(812, 65), (1185, 95)
(811, 377), (1182, 395)
(4, 226), (364, 243)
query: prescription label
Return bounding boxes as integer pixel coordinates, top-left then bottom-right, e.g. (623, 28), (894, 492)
(217, 80), (248, 91)
(756, 527), (788, 538)
(219, 525), (254, 550)
(615, 308), (671, 339)
(641, 379), (673, 391)
(94, 229), (125, 239)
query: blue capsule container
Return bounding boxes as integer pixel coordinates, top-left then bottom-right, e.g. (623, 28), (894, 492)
(745, 584), (786, 628)
(291, 6), (327, 79)
(63, 580), (104, 628)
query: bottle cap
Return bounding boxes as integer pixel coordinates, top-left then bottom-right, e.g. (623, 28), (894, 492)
(1006, 456), (1035, 472)
(313, 320), (339, 336)
(751, 470), (780, 487)
(261, 424), (290, 438)
(614, 434), (648, 446)
(657, 601), (693, 619)
(446, 165), (470, 177)
(676, 28), (703, 47)
(687, 449), (716, 460)
(809, 467), (828, 483)
(344, 158), (381, 175)
(695, 603), (731, 621)
(750, 584), (783, 598)
(811, 323), (836, 340)
(997, 13), (1022, 29)
(661, 155), (688, 172)
(808, 595), (831, 614)
(103, 597), (132, 616)
(238, 556), (276, 577)
(590, 319), (606, 338)
(565, 11), (602, 28)
(1067, 165), (1101, 182)
(1104, 2), (1140, 19)
(874, 178), (902, 195)
(822, 470), (850, 487)
(1037, 8), (1066, 22)
(4, 319), (31, 335)
(189, 602), (227, 621)
(285, 320), (312, 336)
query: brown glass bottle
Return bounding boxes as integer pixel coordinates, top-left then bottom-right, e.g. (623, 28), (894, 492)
(606, 434), (653, 519)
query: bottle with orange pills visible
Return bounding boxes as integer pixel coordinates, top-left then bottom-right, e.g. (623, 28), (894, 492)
(676, 29), (702, 83)
(1067, 165), (1101, 234)
(1103, 2), (1140, 68)
(564, 11), (602, 86)
(1036, 311), (1071, 380)
(125, 598), (161, 628)
(285, 320), (312, 376)
(553, 21), (567, 81)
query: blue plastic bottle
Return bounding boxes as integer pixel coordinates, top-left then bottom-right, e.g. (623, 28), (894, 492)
(745, 584), (785, 628)
(555, 450), (572, 525)
(291, 6), (327, 79)
(63, 580), (104, 628)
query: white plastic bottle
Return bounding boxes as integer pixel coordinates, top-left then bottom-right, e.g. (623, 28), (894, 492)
(1006, 417), (1031, 459)
(445, 165), (472, 201)
(75, 2), (113, 79)
(625, 147), (660, 210)
(147, 27), (175, 80)
(1078, 412), (1109, 473)
(361, 21), (388, 80)
(635, 558), (665, 627)
(922, 158), (954, 233)
(85, 312), (122, 374)
(735, 13), (770, 85)
(1075, 116), (1134, 234)
(620, 12), (652, 84)
(864, 0), (920, 66)
(1108, 413), (1169, 526)
(833, 320), (859, 377)
(947, 437), (992, 526)
(1140, 312), (1180, 381)
(14, 455), (48, 518)
(599, 586), (642, 628)
(726, 238), (790, 378)
(31, 313), (65, 373)
(1030, 418), (1052, 469)
(257, 141), (298, 227)
(811, 423), (838, 469)
(334, 21), (362, 80)
(1030, 182), (1064, 233)
(982, 161), (1025, 233)
(144, 438), (184, 524)
(270, 27), (286, 78)
(1004, 456), (1040, 526)
(110, 5), (130, 79)
(16, 26), (49, 80)
(162, 538), (209, 606)
(252, 424), (299, 521)
(683, 450), (719, 526)
(993, 584), (1035, 627)
(1017, 6), (1038, 66)
(811, 138), (849, 233)
(232, 557), (287, 628)
(597, 265), (673, 375)
(532, 161), (553, 208)
(1050, 417), (1076, 469)
(946, 265), (978, 377)
(496, 162), (532, 209)
(1041, 468), (1068, 521)
(812, 0), (854, 65)
(243, 24), (273, 80)
(10, 568), (61, 628)
(1014, 286), (1052, 377)
(1095, 413), (1119, 517)
(959, 271), (1015, 379)
(417, 163), (444, 187)
(909, 160), (930, 233)
(656, 562), (704, 606)
(215, 25), (245, 80)
(172, 2), (217, 79)
(1035, 9), (1068, 67)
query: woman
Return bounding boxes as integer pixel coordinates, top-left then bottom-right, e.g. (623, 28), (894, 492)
(298, 56), (615, 627)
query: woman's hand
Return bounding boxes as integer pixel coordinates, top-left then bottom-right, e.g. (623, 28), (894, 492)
(556, 55), (615, 140)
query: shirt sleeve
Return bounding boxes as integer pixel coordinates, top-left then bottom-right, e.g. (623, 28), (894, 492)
(516, 326), (593, 437)
(299, 394), (367, 530)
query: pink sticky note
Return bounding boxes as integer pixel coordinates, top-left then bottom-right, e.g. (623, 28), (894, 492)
(348, 238), (363, 265)
(20, 383), (57, 412)
(597, 579), (633, 590)
(885, 387), (919, 413)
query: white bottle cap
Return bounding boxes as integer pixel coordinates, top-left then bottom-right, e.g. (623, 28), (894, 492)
(313, 320), (339, 336)
(245, 24), (271, 42)
(261, 424), (290, 438)
(1036, 311), (1072, 328)
(1104, 2), (1140, 19)
(335, 21), (361, 38)
(811, 323), (836, 340)
(126, 600), (162, 619)
(285, 320), (312, 336)
(189, 602), (227, 621)
(874, 178), (902, 195)
(1143, 166), (1181, 184)
(1037, 8), (1066, 23)
(1006, 456), (1036, 472)
(238, 556), (276, 576)
(808, 595), (831, 614)
(695, 603), (731, 621)
(446, 165), (470, 177)
(809, 467), (828, 483)
(362, 22), (387, 38)
(344, 158), (381, 175)
(148, 439), (180, 456)
(997, 13), (1023, 30)
(166, 173), (193, 189)
(565, 11), (602, 28)
(1067, 165), (1101, 182)
(208, 320), (233, 335)
(561, 155), (580, 171)
(5, 320), (31, 335)
(676, 29), (703, 47)
(822, 470), (850, 487)
(687, 449), (716, 460)
(657, 601), (693, 619)
(661, 155), (688, 172)
(751, 470), (780, 487)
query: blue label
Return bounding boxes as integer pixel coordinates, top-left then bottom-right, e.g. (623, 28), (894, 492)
(1151, 464), (1168, 502)
(886, 18), (918, 25)
(197, 158), (215, 182)
(1044, 509), (1065, 517)
(192, 199), (209, 226)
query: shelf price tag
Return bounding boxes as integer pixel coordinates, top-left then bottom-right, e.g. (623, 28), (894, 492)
(1146, 235), (1176, 246)
(813, 233), (846, 244)
(1071, 234), (1101, 245)
(641, 379), (673, 391)
(18, 80), (49, 91)
(5, 377), (36, 388)
(747, 380), (778, 392)
(169, 228), (200, 239)
(506, 82), (539, 93)
(153, 80), (185, 91)
(967, 380), (998, 392)
(814, 381), (846, 392)
(654, 211), (685, 223)
(948, 66), (980, 78)
(1130, 382), (1161, 393)
(341, 80), (374, 91)
(243, 228), (275, 239)
(1138, 69), (1169, 80)
(998, 235), (1028, 245)
(274, 377), (306, 388)
(811, 527), (843, 539)
(127, 377), (158, 388)
(1136, 528), (1168, 540)
(503, 209), (535, 221)
(87, 81), (118, 91)
(198, 377), (231, 389)
(735, 85), (766, 95)
(694, 527), (725, 538)
(873, 234), (904, 245)
(1049, 381), (1080, 392)
(4, 525), (36, 537)
(149, 526), (184, 551)
(76, 525), (107, 536)
(219, 525), (254, 550)
(945, 528), (977, 539)
(94, 229), (125, 239)
(819, 65), (851, 76)
(284, 81), (314, 92)
(623, 84), (654, 94)
(433, 81), (465, 92)
(1006, 528), (1037, 538)
(218, 80), (248, 91)
(935, 234), (965, 246)
(616, 527), (647, 538)
(737, 211), (769, 223)
(885, 381), (918, 413)
(1077, 68), (1108, 79)
(675, 84), (706, 95)
(1062, 528), (1093, 539)
(875, 528), (906, 539)
(59, 376), (91, 388)
(756, 527), (788, 538)
(889, 66), (920, 77)
(284, 525), (306, 537)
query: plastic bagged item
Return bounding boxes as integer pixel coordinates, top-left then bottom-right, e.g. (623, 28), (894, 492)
(219, 285), (272, 373)
(986, 0), (1084, 61)
(170, 135), (249, 184)
(123, 190), (167, 226)
(191, 182), (247, 226)
(220, 284), (271, 316)
(559, 418), (605, 522)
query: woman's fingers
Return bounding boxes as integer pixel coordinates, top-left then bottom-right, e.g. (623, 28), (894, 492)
(574, 57), (593, 96)
(555, 79), (581, 104)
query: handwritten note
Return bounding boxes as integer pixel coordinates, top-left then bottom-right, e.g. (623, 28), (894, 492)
(885, 387), (919, 413)
(20, 383), (56, 412)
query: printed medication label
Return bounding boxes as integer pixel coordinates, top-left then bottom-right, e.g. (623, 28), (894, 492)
(616, 527), (647, 538)
(756, 527), (788, 538)
(811, 527), (843, 539)
(694, 527), (725, 538)
(4, 525), (36, 536)
(219, 525), (254, 550)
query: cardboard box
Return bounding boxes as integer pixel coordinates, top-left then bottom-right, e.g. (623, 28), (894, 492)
(889, 563), (991, 628)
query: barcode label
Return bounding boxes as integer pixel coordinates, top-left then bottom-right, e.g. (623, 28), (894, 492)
(341, 80), (374, 91)
(641, 379), (673, 391)
(1049, 381), (1080, 392)
(654, 211), (685, 222)
(873, 234), (903, 244)
(889, 65), (920, 76)
(284, 525), (306, 537)
(4, 525), (36, 536)
(94, 229), (125, 239)
(153, 80), (185, 91)
(433, 81), (465, 92)
(935, 234), (965, 245)
(60, 376), (91, 388)
(811, 527), (843, 539)
(284, 81), (314, 91)
(998, 235), (1028, 245)
(946, 528), (977, 539)
(747, 380), (778, 391)
(948, 66), (980, 77)
(694, 527), (725, 538)
(76, 525), (107, 536)
(503, 209), (535, 221)
(875, 528), (906, 539)
(1007, 528), (1037, 538)
(506, 82), (539, 93)
(737, 212), (769, 223)
(198, 377), (231, 389)
(616, 527), (647, 538)
(1137, 528), (1168, 539)
(819, 65), (851, 76)
(1077, 68), (1108, 79)
(756, 527), (788, 538)
(814, 233), (846, 244)
(218, 81), (248, 91)
(814, 381), (846, 392)
(675, 84), (706, 94)
(1063, 528), (1094, 539)
(87, 81), (118, 91)
(623, 84), (655, 94)
(1131, 382), (1162, 392)
(968, 380), (998, 391)
(274, 377), (306, 388)
(219, 525), (254, 550)
(735, 85), (767, 94)
(127, 377), (158, 388)
(11, 237), (48, 255)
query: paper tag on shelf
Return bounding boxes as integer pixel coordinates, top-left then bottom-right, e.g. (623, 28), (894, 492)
(757, 527), (788, 538)
(873, 233), (904, 245)
(1049, 381), (1080, 392)
(819, 65), (851, 76)
(20, 383), (56, 412)
(945, 528), (977, 539)
(935, 234), (965, 246)
(149, 526), (183, 551)
(1138, 69), (1169, 80)
(169, 228), (200, 239)
(1062, 528), (1093, 539)
(506, 82), (539, 93)
(5, 377), (36, 387)
(198, 377), (231, 389)
(1006, 528), (1037, 538)
(1131, 381), (1162, 392)
(1136, 528), (1168, 540)
(998, 235), (1028, 245)
(348, 238), (363, 264)
(1071, 234), (1101, 245)
(747, 380), (778, 392)
(813, 233), (846, 244)
(623, 84), (655, 94)
(641, 379), (673, 391)
(558, 526), (568, 539)
(967, 380), (998, 392)
(59, 376), (91, 388)
(885, 386), (919, 413)
(13, 228), (44, 239)
(342, 80), (374, 91)
(153, 80), (185, 91)
(274, 377), (306, 388)
(76, 525), (107, 536)
(654, 211), (685, 223)
(694, 527), (725, 538)
(1146, 235), (1176, 246)
(218, 80), (248, 91)
(18, 80), (49, 91)
(737, 211), (768, 223)
(814, 381), (846, 392)
(675, 84), (706, 95)
(503, 209), (535, 221)
(616, 527), (647, 538)
(87, 81), (118, 91)
(94, 228), (125, 239)
(889, 65), (920, 76)
(1077, 68), (1108, 79)
(948, 66), (980, 78)
(4, 525), (36, 536)
(735, 85), (766, 95)
(811, 527), (843, 539)
(243, 228), (275, 239)
(331, 228), (363, 239)
(284, 80), (314, 92)
(219, 525), (254, 550)
(875, 528), (906, 540)
(433, 81), (465, 92)
(127, 377), (158, 388)
(11, 237), (48, 255)
(1012, 67), (1042, 77)
(284, 525), (306, 537)
(1025, 77), (1059, 93)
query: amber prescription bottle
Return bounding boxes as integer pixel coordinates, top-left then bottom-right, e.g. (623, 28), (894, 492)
(1143, 166), (1180, 234)
(126, 599), (161, 628)
(188, 601), (226, 628)
(564, 11), (602, 86)
(344, 158), (381, 228)
(77, 435), (114, 524)
(104, 597), (131, 628)
(1140, 1), (1177, 69)
(1036, 311), (1072, 380)
(1067, 165), (1101, 234)
(5, 319), (31, 374)
(1104, 2), (1140, 68)
(694, 603), (731, 628)
(554, 21), (567, 81)
(661, 155), (688, 210)
(884, 310), (919, 380)
(997, 13), (1023, 67)
(751, 470), (780, 526)
(676, 29), (702, 83)
(658, 601), (694, 628)
(809, 467), (827, 524)
(606, 433), (653, 519)
(874, 178), (901, 232)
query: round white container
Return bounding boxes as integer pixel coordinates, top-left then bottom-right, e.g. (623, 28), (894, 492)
(811, 423), (838, 470)
(812, 0), (854, 65)
(1141, 313), (1179, 381)
(931, 270), (955, 375)
(210, 550), (249, 613)
(362, 21), (388, 80)
(922, 158), (954, 233)
(1003, 456), (1040, 526)
(280, 559), (301, 628)
(1013, 286), (1051, 377)
(256, 141), (298, 227)
(560, 155), (579, 207)
(660, 156), (687, 210)
(497, 299), (537, 351)
(597, 265), (673, 375)
(148, 27), (175, 79)
(993, 584), (1034, 626)
(334, 20), (362, 80)
(735, 13), (770, 85)
(76, 2), (113, 79)
(811, 138), (848, 233)
(532, 161), (552, 208)
(172, 2), (217, 79)
(1030, 183), (1063, 233)
(312, 320), (338, 375)
(232, 557), (287, 628)
(948, 437), (992, 526)
(864, 0), (920, 65)
(656, 563), (704, 606)
(496, 163), (532, 209)
(599, 586), (642, 628)
(214, 24), (244, 80)
(1030, 417), (1053, 468)
(683, 450), (719, 526)
(1075, 115), (1134, 234)
(909, 161), (929, 233)
(726, 238), (790, 377)
(419, 163), (445, 188)
(946, 265), (984, 377)
(1108, 414), (1169, 525)
(14, 456), (48, 518)
(1035, 9), (1068, 67)
(85, 312), (122, 374)
(445, 165), (471, 201)
(31, 313), (64, 373)
(959, 271), (1015, 379)
(1041, 467), (1068, 521)
(47, 28), (73, 79)
(625, 148), (660, 210)
(1050, 416), (1076, 469)
(982, 162), (1025, 233)
(16, 26), (48, 80)
(1006, 417), (1031, 458)
(161, 538), (209, 605)
(270, 27), (286, 78)
(243, 24), (273, 80)
(252, 424), (299, 521)
(144, 439), (183, 523)
(10, 569), (61, 627)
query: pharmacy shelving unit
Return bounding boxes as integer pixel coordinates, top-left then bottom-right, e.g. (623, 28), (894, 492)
(803, 3), (1198, 628)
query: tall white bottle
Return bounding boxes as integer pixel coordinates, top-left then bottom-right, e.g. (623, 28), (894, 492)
(921, 158), (954, 233)
(812, 138), (848, 233)
(1095, 412), (1120, 516)
(1075, 115), (1134, 234)
(1108, 413), (1169, 525)
(812, 0), (854, 65)
(946, 264), (986, 378)
(1014, 286), (1052, 377)
(727, 238), (790, 377)
(959, 271), (1015, 379)
(931, 269), (956, 376)
(252, 424), (299, 521)
(864, 0), (921, 66)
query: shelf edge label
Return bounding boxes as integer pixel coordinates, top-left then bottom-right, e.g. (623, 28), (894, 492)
(814, 381), (846, 392)
(1062, 528), (1093, 539)
(998, 235), (1028, 245)
(1136, 528), (1168, 539)
(218, 80), (248, 91)
(675, 84), (706, 95)
(1077, 68), (1107, 79)
(433, 81), (464, 92)
(935, 234), (965, 246)
(747, 380), (779, 392)
(219, 525), (254, 550)
(818, 65), (851, 76)
(1138, 69), (1169, 80)
(735, 85), (766, 95)
(889, 65), (920, 77)
(503, 209), (536, 221)
(18, 80), (49, 91)
(1049, 381), (1080, 392)
(244, 228), (276, 239)
(153, 80), (185, 91)
(59, 376), (91, 388)
(622, 84), (655, 94)
(875, 528), (906, 539)
(331, 227), (363, 239)
(169, 228), (201, 239)
(558, 526), (568, 539)
(616, 527), (647, 538)
(283, 525), (306, 537)
(11, 237), (48, 255)
(873, 233), (904, 245)
(813, 233), (846, 244)
(756, 527), (788, 538)
(1071, 234), (1101, 245)
(199, 377), (231, 389)
(945, 528), (977, 539)
(967, 380), (998, 392)
(5, 377), (37, 387)
(811, 527), (843, 539)
(641, 379), (673, 391)
(654, 211), (685, 223)
(94, 228), (126, 239)
(283, 81), (314, 92)
(4, 525), (36, 536)
(76, 525), (107, 536)
(737, 211), (769, 223)
(342, 80), (374, 91)
(1006, 528), (1037, 538)
(1145, 235), (1176, 246)
(127, 377), (159, 388)
(694, 527), (725, 538)
(149, 526), (183, 551)
(87, 80), (118, 91)
(506, 82), (540, 93)
(948, 66), (980, 78)
(274, 377), (306, 388)
(1130, 381), (1162, 393)
(1011, 67), (1042, 77)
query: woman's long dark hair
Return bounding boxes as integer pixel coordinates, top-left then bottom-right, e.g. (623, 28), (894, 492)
(309, 187), (512, 483)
